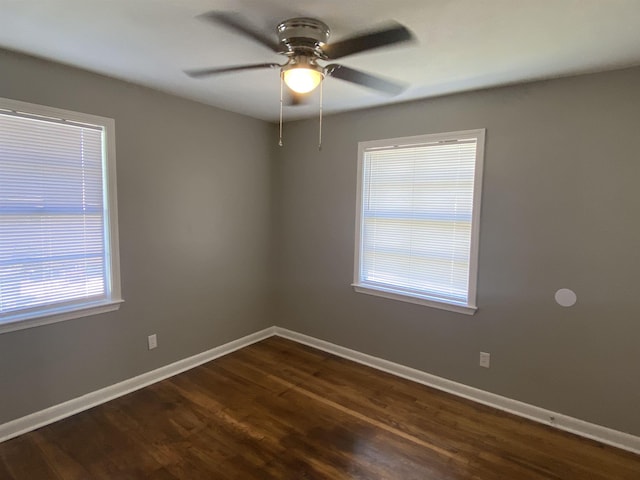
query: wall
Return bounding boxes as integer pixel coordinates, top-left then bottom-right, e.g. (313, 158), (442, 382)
(2, 47), (639, 440)
(273, 67), (640, 436)
(0, 49), (274, 424)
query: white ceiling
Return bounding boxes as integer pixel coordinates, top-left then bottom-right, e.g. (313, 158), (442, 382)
(1, 0), (640, 122)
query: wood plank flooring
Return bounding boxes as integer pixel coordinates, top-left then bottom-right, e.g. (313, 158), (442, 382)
(0, 336), (638, 479)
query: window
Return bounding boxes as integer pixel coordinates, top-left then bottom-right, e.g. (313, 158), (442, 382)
(353, 129), (485, 314)
(0, 97), (122, 333)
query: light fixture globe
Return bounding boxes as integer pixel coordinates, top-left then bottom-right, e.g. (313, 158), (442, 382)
(283, 67), (323, 93)
(281, 55), (324, 94)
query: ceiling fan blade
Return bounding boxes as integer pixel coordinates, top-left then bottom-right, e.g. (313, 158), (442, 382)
(323, 22), (414, 60)
(185, 63), (281, 78)
(200, 11), (281, 52)
(325, 64), (407, 96)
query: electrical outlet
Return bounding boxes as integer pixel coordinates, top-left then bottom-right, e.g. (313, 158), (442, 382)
(479, 352), (490, 368)
(148, 334), (158, 350)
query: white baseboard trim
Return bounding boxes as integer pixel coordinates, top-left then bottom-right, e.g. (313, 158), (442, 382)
(273, 327), (640, 455)
(2, 325), (639, 456)
(0, 327), (276, 444)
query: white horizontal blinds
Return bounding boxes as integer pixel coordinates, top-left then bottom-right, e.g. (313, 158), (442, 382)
(0, 111), (107, 317)
(360, 139), (477, 305)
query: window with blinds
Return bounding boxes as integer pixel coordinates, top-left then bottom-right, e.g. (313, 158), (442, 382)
(353, 130), (485, 314)
(0, 98), (121, 332)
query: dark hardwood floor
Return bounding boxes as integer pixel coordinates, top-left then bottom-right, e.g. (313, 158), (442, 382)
(0, 336), (638, 479)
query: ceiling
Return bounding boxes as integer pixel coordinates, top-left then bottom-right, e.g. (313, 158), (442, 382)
(1, 0), (640, 122)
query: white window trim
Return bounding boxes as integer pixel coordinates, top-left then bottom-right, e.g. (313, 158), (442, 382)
(0, 300), (124, 334)
(352, 129), (485, 315)
(352, 285), (477, 315)
(0, 97), (123, 334)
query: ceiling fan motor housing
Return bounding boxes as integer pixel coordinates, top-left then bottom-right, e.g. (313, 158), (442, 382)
(277, 18), (330, 57)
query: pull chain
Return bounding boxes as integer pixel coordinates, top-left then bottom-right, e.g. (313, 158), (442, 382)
(318, 79), (323, 151)
(278, 73), (284, 147)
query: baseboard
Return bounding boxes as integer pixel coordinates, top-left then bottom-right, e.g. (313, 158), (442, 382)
(274, 327), (640, 455)
(2, 325), (639, 456)
(0, 327), (276, 444)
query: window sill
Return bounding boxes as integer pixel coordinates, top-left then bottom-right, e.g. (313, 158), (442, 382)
(0, 299), (124, 334)
(352, 284), (477, 315)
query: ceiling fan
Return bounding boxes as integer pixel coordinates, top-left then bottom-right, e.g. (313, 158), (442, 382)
(185, 12), (415, 145)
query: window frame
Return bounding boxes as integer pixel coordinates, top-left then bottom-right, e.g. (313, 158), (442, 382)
(0, 97), (122, 334)
(352, 129), (485, 315)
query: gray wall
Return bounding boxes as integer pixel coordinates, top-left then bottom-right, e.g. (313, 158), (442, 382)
(2, 47), (639, 439)
(273, 67), (640, 436)
(0, 49), (274, 424)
